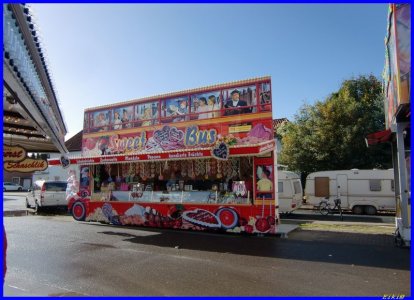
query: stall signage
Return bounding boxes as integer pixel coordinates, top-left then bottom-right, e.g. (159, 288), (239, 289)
(259, 141), (275, 154)
(110, 133), (147, 153)
(184, 126), (217, 146)
(83, 125), (219, 156)
(229, 124), (252, 133)
(4, 158), (48, 173)
(49, 141), (275, 166)
(3, 145), (26, 162)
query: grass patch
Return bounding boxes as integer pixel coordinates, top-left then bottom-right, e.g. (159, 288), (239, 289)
(299, 223), (394, 235)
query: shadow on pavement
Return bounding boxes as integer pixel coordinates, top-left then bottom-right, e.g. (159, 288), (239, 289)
(32, 208), (69, 216)
(281, 212), (394, 223)
(3, 197), (19, 201)
(92, 224), (410, 271)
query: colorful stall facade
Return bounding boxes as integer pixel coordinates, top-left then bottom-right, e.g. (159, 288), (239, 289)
(368, 4), (410, 247)
(50, 77), (280, 235)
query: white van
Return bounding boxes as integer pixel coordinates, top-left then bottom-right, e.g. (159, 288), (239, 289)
(304, 169), (395, 215)
(278, 171), (303, 213)
(26, 180), (68, 212)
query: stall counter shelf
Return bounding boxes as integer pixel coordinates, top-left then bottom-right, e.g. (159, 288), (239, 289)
(103, 190), (250, 204)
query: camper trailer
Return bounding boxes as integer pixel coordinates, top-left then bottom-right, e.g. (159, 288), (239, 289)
(305, 169), (395, 215)
(278, 171), (303, 213)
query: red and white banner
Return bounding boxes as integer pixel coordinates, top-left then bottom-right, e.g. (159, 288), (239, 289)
(49, 140), (275, 166)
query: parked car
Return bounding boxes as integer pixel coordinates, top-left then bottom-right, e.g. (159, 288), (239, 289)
(3, 182), (24, 192)
(26, 180), (68, 212)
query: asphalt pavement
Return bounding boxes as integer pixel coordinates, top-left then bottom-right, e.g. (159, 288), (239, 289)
(3, 214), (410, 296)
(3, 193), (409, 296)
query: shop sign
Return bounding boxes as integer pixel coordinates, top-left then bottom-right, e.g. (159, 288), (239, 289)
(259, 141), (275, 154)
(83, 125), (219, 156)
(3, 145), (26, 162)
(229, 124), (252, 133)
(4, 158), (48, 173)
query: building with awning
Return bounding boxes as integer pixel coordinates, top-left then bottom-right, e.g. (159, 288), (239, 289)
(3, 4), (68, 187)
(366, 4), (410, 247)
(3, 4), (67, 153)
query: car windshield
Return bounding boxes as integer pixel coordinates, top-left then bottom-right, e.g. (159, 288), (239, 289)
(44, 182), (67, 192)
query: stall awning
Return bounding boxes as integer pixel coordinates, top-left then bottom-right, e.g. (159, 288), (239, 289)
(365, 129), (392, 146)
(48, 140), (275, 166)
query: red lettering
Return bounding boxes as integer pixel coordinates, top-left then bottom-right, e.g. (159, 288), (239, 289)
(4, 150), (23, 158)
(5, 159), (47, 171)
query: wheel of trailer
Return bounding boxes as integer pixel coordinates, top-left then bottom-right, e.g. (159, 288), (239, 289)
(364, 206), (377, 215)
(216, 208), (238, 230)
(72, 201), (86, 221)
(352, 205), (363, 215)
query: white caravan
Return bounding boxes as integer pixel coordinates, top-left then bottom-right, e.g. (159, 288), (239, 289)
(304, 169), (395, 215)
(278, 171), (303, 213)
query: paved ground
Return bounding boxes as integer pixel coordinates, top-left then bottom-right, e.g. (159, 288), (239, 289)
(3, 193), (409, 296)
(3, 213), (410, 296)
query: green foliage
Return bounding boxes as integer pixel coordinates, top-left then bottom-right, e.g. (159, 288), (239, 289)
(279, 75), (392, 174)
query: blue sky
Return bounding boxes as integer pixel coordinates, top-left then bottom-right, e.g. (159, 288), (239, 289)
(30, 4), (389, 139)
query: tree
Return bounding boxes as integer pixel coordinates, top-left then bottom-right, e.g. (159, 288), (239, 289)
(279, 75), (392, 174)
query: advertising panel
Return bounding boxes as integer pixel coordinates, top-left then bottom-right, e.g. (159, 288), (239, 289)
(81, 120), (273, 157)
(383, 4), (411, 128)
(395, 4), (410, 105)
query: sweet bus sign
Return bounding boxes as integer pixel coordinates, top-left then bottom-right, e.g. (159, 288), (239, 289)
(50, 77), (279, 235)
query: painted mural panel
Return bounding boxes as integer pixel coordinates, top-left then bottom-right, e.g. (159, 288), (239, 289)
(162, 97), (189, 122)
(223, 85), (257, 115)
(396, 4), (410, 105)
(190, 92), (221, 120)
(135, 101), (159, 127)
(383, 4), (411, 128)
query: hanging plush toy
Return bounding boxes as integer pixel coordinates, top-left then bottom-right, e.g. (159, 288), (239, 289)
(66, 169), (79, 201)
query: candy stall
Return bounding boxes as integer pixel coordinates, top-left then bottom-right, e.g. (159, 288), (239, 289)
(49, 76), (279, 234)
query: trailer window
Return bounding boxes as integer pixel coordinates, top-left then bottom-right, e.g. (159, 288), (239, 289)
(278, 182), (283, 193)
(369, 179), (382, 191)
(293, 181), (301, 194)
